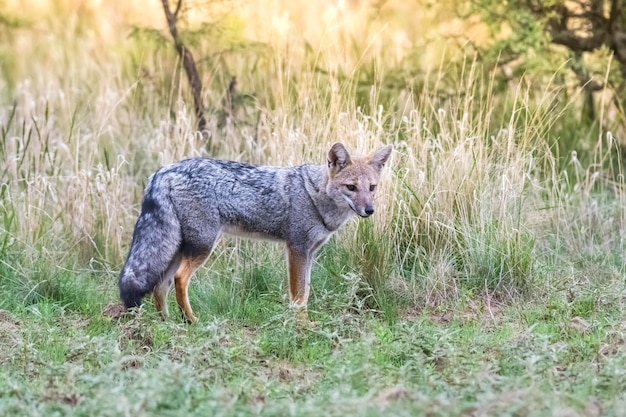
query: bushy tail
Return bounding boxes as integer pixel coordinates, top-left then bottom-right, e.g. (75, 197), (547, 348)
(119, 177), (181, 309)
(119, 268), (147, 309)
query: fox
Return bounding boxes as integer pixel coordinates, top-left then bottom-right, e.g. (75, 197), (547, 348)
(118, 142), (393, 322)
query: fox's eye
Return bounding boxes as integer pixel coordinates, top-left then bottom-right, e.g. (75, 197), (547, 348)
(370, 184), (377, 192)
(346, 184), (357, 191)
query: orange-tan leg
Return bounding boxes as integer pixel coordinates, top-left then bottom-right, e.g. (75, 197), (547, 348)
(174, 254), (209, 323)
(287, 246), (313, 322)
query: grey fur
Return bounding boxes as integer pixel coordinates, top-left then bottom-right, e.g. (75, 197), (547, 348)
(118, 143), (393, 319)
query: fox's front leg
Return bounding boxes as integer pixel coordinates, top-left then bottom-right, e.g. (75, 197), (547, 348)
(286, 245), (313, 322)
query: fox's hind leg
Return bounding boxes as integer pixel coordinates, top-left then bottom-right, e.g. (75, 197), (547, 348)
(172, 208), (221, 323)
(174, 252), (210, 323)
(152, 253), (182, 319)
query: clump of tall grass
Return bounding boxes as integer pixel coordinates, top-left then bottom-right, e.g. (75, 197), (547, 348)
(388, 97), (541, 305)
(343, 64), (624, 312)
(1, 0), (624, 319)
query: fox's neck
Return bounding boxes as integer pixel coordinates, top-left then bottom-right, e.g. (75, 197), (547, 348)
(303, 165), (354, 232)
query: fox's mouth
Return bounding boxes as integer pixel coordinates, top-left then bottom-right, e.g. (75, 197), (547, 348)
(348, 204), (372, 218)
(345, 198), (374, 218)
(347, 202), (362, 217)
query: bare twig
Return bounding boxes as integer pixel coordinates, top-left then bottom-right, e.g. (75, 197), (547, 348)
(161, 0), (207, 135)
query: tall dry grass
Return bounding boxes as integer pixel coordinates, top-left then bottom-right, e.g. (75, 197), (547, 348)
(0, 0), (624, 311)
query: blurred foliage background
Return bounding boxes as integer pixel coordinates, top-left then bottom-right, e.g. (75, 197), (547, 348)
(2, 0), (624, 152)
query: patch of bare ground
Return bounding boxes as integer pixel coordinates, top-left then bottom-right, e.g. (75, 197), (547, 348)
(43, 388), (80, 407)
(0, 309), (21, 332)
(372, 384), (412, 409)
(0, 309), (22, 355)
(403, 292), (507, 326)
(568, 316), (591, 334)
(262, 358), (321, 388)
(101, 303), (126, 319)
(597, 320), (626, 359)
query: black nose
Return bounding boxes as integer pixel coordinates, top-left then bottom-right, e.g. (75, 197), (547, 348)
(365, 207), (374, 216)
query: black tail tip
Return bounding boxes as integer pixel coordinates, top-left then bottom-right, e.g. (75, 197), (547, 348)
(119, 279), (146, 309)
(120, 291), (144, 309)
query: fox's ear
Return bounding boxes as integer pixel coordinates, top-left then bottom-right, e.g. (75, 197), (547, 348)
(369, 145), (393, 172)
(328, 143), (351, 173)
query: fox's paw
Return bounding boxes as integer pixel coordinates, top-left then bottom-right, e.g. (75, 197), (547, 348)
(181, 312), (197, 324)
(302, 319), (318, 329)
(294, 308), (318, 328)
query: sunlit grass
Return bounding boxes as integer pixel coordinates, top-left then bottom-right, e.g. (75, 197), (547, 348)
(1, 0), (624, 305)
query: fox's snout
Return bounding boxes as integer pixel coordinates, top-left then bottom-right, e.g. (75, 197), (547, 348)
(359, 206), (374, 217)
(350, 202), (375, 218)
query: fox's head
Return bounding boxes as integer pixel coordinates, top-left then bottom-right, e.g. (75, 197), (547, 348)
(326, 143), (393, 218)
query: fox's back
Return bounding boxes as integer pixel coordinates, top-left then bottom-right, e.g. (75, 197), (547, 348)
(145, 158), (313, 240)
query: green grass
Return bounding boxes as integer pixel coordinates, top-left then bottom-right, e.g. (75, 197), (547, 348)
(2, 248), (626, 416)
